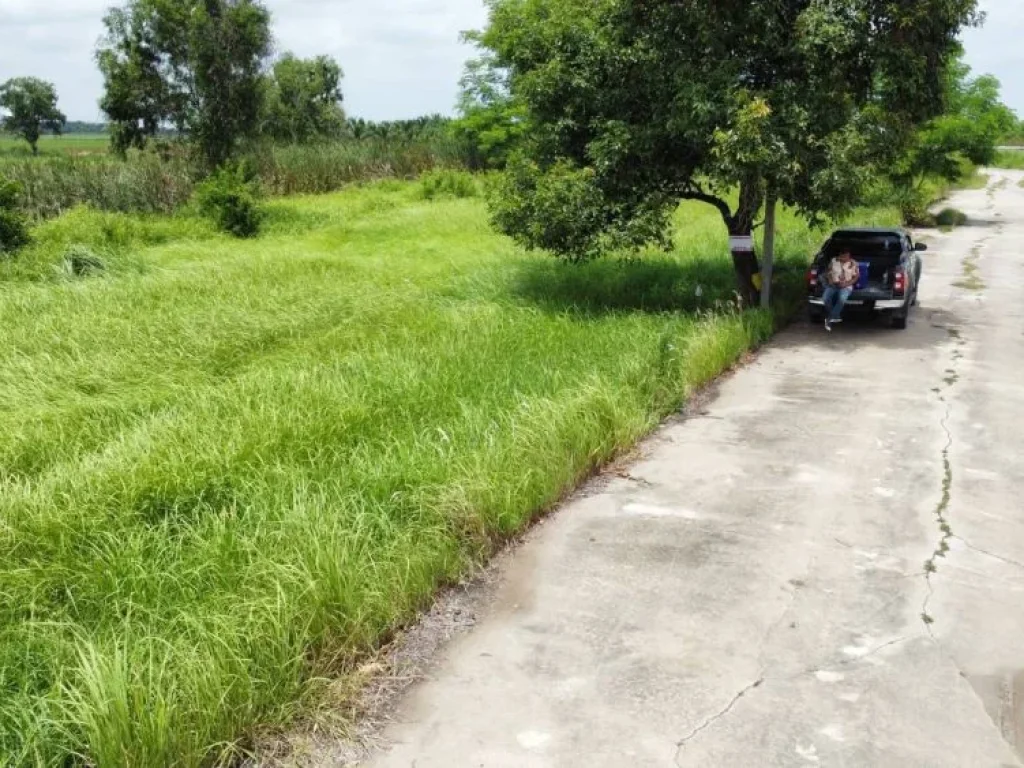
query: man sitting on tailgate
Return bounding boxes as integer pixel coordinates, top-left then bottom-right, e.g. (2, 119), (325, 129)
(822, 248), (860, 331)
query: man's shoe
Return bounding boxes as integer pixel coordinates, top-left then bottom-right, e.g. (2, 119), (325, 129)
(824, 320), (832, 332)
(832, 318), (844, 324)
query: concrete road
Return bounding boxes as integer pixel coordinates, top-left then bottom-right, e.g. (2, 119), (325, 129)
(368, 171), (1024, 767)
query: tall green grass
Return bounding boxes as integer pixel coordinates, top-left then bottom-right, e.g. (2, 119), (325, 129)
(0, 154), (197, 219)
(0, 136), (472, 220)
(0, 182), (898, 766)
(991, 148), (1024, 170)
(252, 137), (470, 196)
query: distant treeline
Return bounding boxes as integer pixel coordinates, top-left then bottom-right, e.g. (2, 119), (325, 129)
(55, 117), (454, 141)
(63, 122), (108, 134)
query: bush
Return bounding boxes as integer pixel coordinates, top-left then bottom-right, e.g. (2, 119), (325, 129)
(419, 169), (478, 200)
(935, 207), (968, 227)
(0, 177), (30, 254)
(194, 164), (264, 238)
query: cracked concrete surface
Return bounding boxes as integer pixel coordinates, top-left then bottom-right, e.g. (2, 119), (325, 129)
(361, 171), (1024, 767)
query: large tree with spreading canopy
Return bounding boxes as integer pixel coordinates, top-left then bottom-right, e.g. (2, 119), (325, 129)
(97, 0), (272, 167)
(480, 0), (981, 304)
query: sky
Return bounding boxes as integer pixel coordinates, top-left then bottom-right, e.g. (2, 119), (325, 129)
(0, 0), (1020, 123)
(0, 0), (490, 122)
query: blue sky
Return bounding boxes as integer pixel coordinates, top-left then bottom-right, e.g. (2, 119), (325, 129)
(0, 0), (1019, 123)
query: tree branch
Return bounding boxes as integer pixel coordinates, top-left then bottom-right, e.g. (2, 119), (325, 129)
(679, 189), (734, 227)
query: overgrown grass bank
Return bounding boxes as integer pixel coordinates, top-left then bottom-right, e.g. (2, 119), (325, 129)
(0, 183), (898, 765)
(0, 136), (471, 220)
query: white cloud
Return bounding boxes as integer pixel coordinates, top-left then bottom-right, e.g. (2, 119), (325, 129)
(0, 0), (488, 121)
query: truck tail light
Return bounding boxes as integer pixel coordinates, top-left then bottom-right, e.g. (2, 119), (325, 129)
(807, 268), (819, 293)
(893, 267), (907, 296)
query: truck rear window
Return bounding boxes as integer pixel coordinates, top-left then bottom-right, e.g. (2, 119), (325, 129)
(825, 233), (903, 260)
(821, 232), (904, 282)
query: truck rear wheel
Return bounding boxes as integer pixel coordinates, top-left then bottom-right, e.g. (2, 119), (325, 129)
(891, 312), (908, 330)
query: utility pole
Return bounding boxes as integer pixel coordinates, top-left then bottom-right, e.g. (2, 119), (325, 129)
(761, 192), (777, 308)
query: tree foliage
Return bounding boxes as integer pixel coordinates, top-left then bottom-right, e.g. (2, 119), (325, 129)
(0, 77), (66, 155)
(451, 42), (527, 169)
(261, 54), (346, 144)
(894, 56), (1017, 184)
(345, 115), (451, 141)
(478, 0), (980, 299)
(97, 0), (272, 167)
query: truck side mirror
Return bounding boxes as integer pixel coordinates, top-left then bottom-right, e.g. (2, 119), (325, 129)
(914, 242), (928, 252)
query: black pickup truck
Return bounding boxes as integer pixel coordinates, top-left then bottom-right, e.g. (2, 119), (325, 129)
(807, 227), (927, 329)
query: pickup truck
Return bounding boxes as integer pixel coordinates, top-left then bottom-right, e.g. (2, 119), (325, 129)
(808, 227), (926, 329)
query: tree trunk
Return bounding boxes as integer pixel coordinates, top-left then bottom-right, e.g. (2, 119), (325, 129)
(728, 176), (763, 307)
(761, 193), (777, 308)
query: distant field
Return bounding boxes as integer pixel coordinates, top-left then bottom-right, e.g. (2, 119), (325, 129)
(0, 133), (109, 157)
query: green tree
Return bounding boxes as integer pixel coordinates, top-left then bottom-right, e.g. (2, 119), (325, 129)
(889, 55), (1016, 223)
(480, 0), (979, 304)
(97, 0), (272, 167)
(451, 42), (527, 169)
(261, 54), (346, 143)
(0, 77), (66, 155)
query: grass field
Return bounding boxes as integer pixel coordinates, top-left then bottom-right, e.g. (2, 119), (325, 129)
(0, 180), (898, 766)
(0, 133), (109, 157)
(992, 148), (1024, 170)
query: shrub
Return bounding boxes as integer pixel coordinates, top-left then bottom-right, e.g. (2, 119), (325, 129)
(0, 176), (30, 254)
(193, 164), (264, 238)
(935, 207), (968, 227)
(419, 169), (478, 200)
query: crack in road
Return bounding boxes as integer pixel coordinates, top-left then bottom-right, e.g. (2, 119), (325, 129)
(778, 635), (920, 685)
(922, 396), (955, 631)
(674, 676), (765, 763)
(674, 573), (800, 761)
(671, 637), (918, 763)
(922, 321), (967, 631)
(955, 536), (1024, 572)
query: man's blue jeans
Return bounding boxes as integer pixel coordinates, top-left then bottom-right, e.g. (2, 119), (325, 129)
(822, 285), (853, 322)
